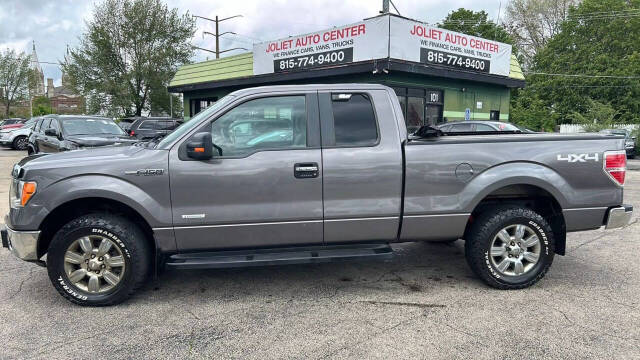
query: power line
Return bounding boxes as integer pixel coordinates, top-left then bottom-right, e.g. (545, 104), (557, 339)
(526, 72), (640, 79)
(438, 9), (640, 24)
(529, 85), (638, 89)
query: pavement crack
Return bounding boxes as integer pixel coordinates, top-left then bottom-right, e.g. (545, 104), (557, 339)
(551, 307), (640, 342)
(360, 300), (446, 309)
(185, 308), (200, 321)
(7, 267), (36, 300)
(567, 232), (609, 253)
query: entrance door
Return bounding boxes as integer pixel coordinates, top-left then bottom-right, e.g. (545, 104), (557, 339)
(319, 90), (403, 243)
(425, 90), (444, 125)
(425, 104), (443, 126)
(169, 92), (324, 251)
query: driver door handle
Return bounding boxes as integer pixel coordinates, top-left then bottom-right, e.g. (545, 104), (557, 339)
(294, 162), (319, 178)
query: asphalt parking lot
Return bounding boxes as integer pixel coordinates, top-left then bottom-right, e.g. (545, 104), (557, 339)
(0, 149), (638, 360)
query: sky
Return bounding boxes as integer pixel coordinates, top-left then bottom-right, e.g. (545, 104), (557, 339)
(0, 0), (505, 87)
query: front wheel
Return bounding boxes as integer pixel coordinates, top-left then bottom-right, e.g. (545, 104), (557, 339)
(464, 207), (555, 289)
(12, 136), (28, 150)
(47, 214), (151, 306)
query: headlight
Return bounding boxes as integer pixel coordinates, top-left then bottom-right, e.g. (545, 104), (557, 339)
(10, 180), (37, 208)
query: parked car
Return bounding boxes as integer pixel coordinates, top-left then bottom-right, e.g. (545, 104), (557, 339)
(117, 117), (135, 133)
(0, 118), (27, 131)
(436, 120), (523, 133)
(26, 115), (137, 154)
(125, 117), (182, 140)
(599, 129), (635, 158)
(2, 84), (632, 306)
(0, 118), (37, 150)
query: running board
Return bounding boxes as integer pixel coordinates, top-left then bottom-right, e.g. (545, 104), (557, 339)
(165, 243), (393, 270)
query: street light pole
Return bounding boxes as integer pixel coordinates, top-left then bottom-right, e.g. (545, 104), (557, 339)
(193, 14), (243, 59)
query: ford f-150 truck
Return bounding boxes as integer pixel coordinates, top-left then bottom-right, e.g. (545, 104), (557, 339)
(1, 84), (633, 306)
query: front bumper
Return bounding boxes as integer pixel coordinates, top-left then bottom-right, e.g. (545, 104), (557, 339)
(1, 224), (40, 261)
(0, 135), (12, 146)
(605, 205), (633, 229)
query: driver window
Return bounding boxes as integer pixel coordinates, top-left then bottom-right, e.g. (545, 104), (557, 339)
(211, 96), (307, 157)
(41, 119), (52, 132)
(49, 119), (60, 132)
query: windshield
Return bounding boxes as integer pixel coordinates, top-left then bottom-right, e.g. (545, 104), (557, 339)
(62, 118), (125, 136)
(156, 95), (235, 149)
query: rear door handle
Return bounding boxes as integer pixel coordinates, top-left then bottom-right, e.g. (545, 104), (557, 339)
(294, 162), (319, 178)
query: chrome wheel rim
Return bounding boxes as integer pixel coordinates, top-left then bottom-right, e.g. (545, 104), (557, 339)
(63, 235), (126, 293)
(489, 224), (541, 276)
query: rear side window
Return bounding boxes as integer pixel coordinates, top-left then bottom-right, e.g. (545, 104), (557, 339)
(138, 121), (154, 130)
(158, 120), (176, 130)
(331, 93), (378, 146)
(40, 119), (52, 132)
(450, 123), (473, 132)
(475, 124), (495, 132)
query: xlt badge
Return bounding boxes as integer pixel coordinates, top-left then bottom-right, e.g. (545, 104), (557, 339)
(124, 169), (165, 176)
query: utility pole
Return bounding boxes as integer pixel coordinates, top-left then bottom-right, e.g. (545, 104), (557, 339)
(381, 0), (401, 15)
(193, 14), (244, 59)
(382, 0), (389, 13)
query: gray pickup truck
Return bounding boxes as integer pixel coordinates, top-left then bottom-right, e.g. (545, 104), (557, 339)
(2, 84), (633, 306)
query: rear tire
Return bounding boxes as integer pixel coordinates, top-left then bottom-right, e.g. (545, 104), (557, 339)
(46, 214), (151, 306)
(464, 207), (555, 289)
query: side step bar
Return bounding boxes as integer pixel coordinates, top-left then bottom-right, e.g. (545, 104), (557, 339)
(165, 243), (393, 270)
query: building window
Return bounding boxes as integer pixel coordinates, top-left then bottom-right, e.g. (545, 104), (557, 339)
(393, 87), (443, 133)
(406, 97), (424, 133)
(190, 97), (218, 117)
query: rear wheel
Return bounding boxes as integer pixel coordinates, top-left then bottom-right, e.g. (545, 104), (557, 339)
(47, 214), (151, 306)
(464, 207), (555, 289)
(12, 136), (28, 150)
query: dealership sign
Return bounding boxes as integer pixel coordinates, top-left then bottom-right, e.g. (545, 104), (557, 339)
(252, 17), (388, 75)
(389, 17), (512, 77)
(253, 15), (512, 77)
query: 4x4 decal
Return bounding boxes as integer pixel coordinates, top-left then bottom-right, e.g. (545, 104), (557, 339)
(557, 153), (599, 163)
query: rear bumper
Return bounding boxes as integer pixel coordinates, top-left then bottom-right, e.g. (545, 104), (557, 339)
(1, 224), (40, 261)
(605, 205), (633, 230)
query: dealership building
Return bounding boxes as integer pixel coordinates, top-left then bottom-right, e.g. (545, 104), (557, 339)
(169, 14), (525, 131)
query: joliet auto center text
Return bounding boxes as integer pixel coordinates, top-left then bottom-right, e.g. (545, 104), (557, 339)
(169, 14), (525, 132)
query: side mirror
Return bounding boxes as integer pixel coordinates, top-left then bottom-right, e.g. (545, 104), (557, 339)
(44, 128), (58, 137)
(186, 132), (214, 160)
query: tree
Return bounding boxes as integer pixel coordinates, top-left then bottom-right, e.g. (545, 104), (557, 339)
(567, 99), (619, 131)
(63, 0), (196, 116)
(526, 0), (640, 124)
(505, 0), (580, 69)
(32, 96), (54, 116)
(0, 49), (31, 118)
(149, 87), (183, 117)
(438, 8), (515, 45)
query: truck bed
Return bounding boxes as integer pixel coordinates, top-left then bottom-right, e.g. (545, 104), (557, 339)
(400, 133), (625, 241)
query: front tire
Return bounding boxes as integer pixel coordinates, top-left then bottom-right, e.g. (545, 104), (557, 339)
(464, 207), (555, 289)
(47, 214), (151, 306)
(12, 136), (28, 150)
